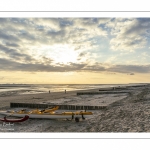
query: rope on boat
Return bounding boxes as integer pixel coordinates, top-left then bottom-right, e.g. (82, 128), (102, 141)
(72, 112), (74, 120)
(79, 111), (85, 120)
(82, 114), (85, 120)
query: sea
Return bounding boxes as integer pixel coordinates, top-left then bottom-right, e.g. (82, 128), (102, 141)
(0, 83), (143, 95)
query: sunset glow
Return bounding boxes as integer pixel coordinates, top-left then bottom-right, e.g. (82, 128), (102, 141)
(0, 18), (150, 84)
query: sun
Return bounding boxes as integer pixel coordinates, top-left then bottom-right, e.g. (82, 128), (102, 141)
(53, 45), (78, 64)
(57, 50), (77, 64)
(39, 44), (79, 65)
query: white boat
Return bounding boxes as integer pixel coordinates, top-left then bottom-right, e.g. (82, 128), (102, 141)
(0, 107), (93, 121)
(0, 111), (92, 119)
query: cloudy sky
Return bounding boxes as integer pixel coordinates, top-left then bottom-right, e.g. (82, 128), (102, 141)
(0, 18), (150, 84)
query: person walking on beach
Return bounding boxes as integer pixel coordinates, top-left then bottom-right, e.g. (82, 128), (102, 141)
(65, 89), (66, 94)
(49, 90), (50, 94)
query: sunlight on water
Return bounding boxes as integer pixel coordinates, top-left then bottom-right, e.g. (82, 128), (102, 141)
(0, 83), (138, 95)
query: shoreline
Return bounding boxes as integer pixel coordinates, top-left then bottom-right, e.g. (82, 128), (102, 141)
(0, 88), (102, 109)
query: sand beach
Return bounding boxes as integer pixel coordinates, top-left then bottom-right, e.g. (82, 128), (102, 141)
(0, 84), (150, 132)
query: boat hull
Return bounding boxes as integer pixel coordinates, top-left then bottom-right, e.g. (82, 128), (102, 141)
(0, 111), (92, 119)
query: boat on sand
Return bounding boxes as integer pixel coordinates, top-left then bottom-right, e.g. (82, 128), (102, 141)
(0, 106), (93, 122)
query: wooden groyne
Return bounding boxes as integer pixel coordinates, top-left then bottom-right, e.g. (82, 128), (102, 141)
(130, 85), (147, 88)
(77, 91), (128, 95)
(10, 102), (107, 110)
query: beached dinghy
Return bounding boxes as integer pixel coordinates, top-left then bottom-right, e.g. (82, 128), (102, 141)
(0, 107), (93, 122)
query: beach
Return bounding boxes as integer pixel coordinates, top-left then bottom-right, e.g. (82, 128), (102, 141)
(0, 84), (150, 132)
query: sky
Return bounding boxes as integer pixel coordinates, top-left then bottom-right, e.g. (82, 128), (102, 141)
(0, 18), (150, 84)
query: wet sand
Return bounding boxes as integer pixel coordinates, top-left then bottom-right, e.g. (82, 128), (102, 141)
(0, 84), (150, 132)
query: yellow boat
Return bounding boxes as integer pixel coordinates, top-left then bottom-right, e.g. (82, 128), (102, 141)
(0, 106), (93, 122)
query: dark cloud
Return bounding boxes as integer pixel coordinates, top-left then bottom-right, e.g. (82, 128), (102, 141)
(78, 52), (87, 57)
(59, 19), (73, 28)
(5, 42), (20, 47)
(0, 44), (33, 61)
(0, 57), (150, 74)
(9, 18), (35, 30)
(18, 31), (36, 41)
(0, 58), (86, 72)
(0, 18), (10, 25)
(80, 18), (99, 25)
(81, 64), (150, 74)
(46, 30), (65, 38)
(77, 18), (104, 27)
(42, 57), (54, 64)
(125, 18), (150, 36)
(108, 65), (150, 73)
(0, 44), (9, 51)
(68, 62), (86, 70)
(83, 64), (105, 72)
(0, 30), (20, 42)
(109, 18), (150, 51)
(77, 52), (87, 60)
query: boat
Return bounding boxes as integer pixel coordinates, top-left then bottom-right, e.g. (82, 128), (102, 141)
(0, 115), (29, 122)
(0, 107), (93, 122)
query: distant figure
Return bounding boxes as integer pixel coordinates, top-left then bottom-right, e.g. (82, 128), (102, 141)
(49, 90), (50, 94)
(65, 89), (66, 93)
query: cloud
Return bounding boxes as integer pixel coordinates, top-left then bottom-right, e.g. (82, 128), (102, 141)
(77, 52), (87, 60)
(109, 18), (150, 51)
(41, 56), (54, 65)
(0, 30), (20, 43)
(0, 18), (8, 24)
(18, 31), (36, 41)
(0, 43), (34, 62)
(0, 58), (86, 72)
(46, 29), (66, 44)
(0, 56), (150, 74)
(0, 17), (150, 76)
(5, 42), (20, 47)
(108, 64), (150, 73)
(0, 18), (109, 55)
